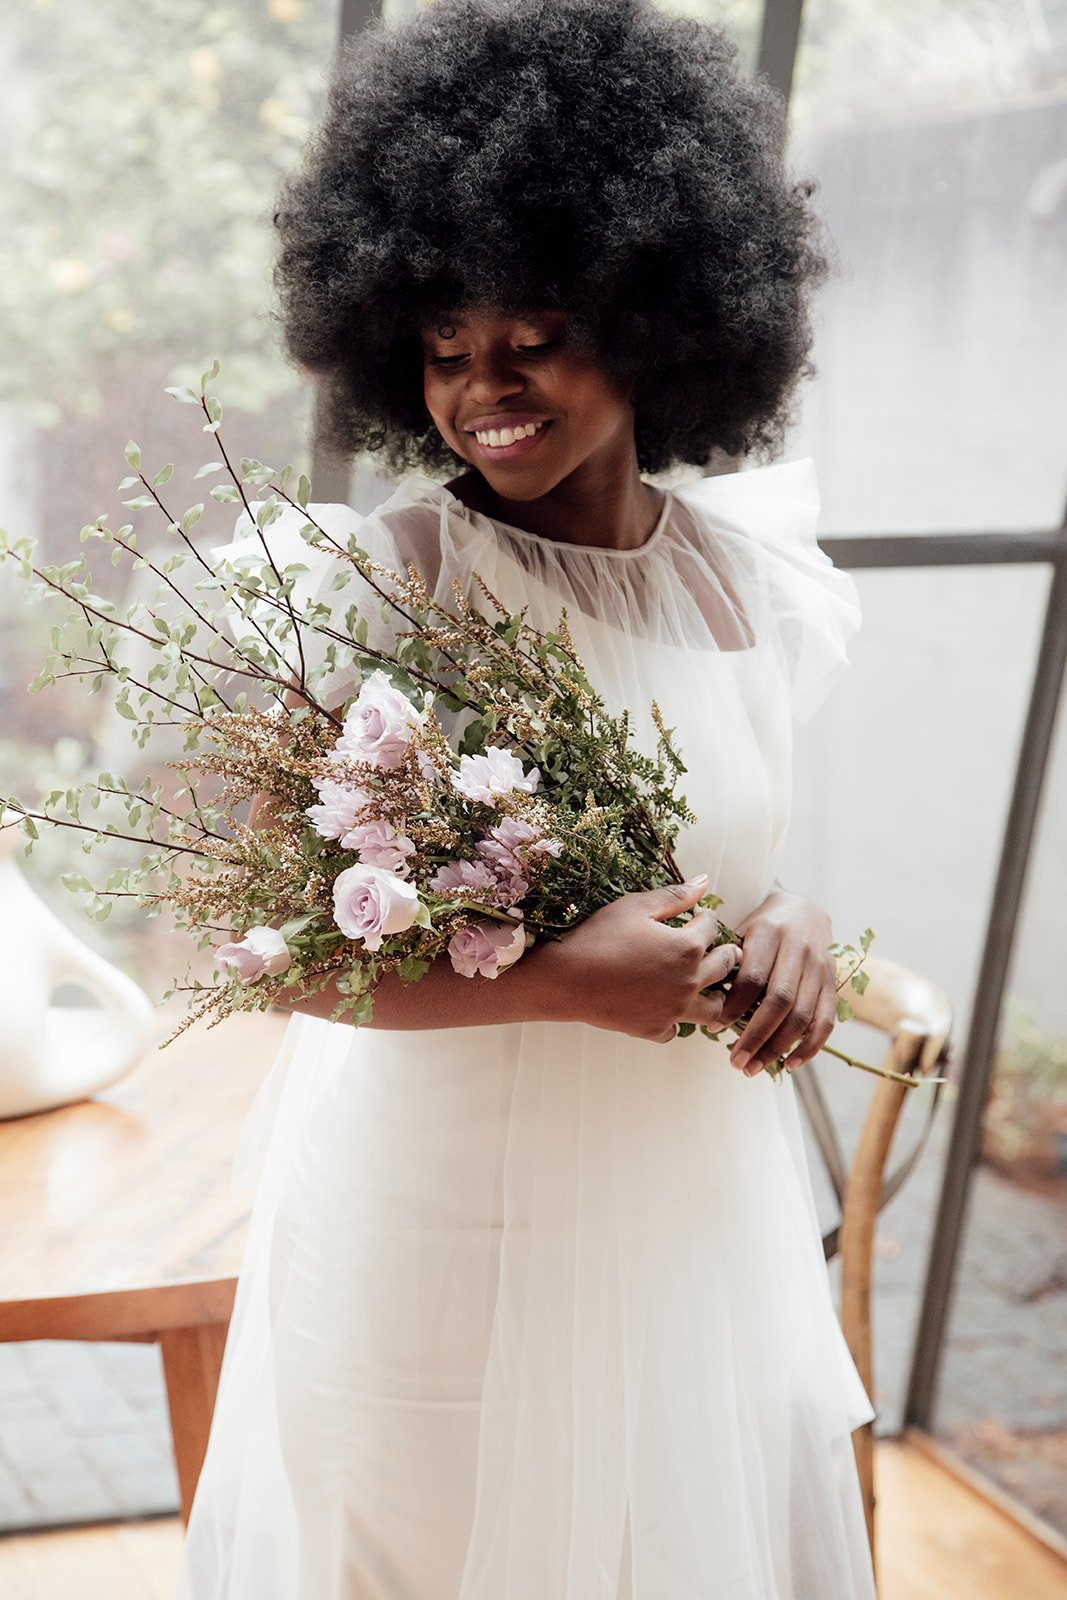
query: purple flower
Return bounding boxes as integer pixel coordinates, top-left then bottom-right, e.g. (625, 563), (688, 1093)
(334, 670), (425, 771)
(475, 817), (561, 906)
(342, 818), (416, 875)
(332, 864), (420, 952)
(450, 746), (540, 805)
(447, 916), (527, 979)
(428, 859), (499, 896)
(216, 925), (291, 982)
(306, 778), (372, 842)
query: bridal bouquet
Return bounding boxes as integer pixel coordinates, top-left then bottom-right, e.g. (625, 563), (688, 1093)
(0, 368), (917, 1085)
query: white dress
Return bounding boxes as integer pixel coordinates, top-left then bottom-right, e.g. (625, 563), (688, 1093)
(175, 458), (876, 1600)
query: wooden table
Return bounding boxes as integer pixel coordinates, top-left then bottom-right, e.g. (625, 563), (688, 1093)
(0, 1007), (290, 1524)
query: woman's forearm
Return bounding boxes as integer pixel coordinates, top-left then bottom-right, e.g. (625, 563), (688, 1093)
(274, 934), (576, 1030)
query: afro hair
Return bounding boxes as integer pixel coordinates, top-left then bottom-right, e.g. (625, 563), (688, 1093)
(272, 0), (829, 479)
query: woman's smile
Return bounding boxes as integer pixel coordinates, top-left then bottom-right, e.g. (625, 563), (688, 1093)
(468, 417), (554, 460)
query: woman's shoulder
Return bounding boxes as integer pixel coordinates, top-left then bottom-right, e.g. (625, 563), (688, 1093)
(667, 458), (862, 723)
(667, 458), (820, 557)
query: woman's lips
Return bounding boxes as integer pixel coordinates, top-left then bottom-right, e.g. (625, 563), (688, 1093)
(468, 419), (554, 462)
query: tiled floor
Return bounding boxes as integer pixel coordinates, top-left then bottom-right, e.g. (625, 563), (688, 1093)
(0, 1341), (178, 1532)
(0, 1051), (1063, 1537)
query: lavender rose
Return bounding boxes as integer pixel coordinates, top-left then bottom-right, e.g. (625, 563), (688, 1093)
(217, 925), (292, 982)
(450, 747), (540, 805)
(447, 915), (527, 979)
(332, 863), (420, 951)
(475, 817), (564, 905)
(306, 777), (372, 842)
(428, 859), (499, 897)
(333, 669), (425, 771)
(343, 819), (417, 875)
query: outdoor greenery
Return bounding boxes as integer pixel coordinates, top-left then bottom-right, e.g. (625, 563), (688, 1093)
(2, 0), (336, 426)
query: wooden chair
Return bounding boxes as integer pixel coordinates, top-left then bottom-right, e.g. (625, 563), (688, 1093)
(793, 954), (954, 1586)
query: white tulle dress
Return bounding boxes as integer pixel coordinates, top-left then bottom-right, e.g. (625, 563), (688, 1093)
(174, 458), (876, 1600)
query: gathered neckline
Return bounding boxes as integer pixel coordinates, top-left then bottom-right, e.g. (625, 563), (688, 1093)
(427, 478), (674, 559)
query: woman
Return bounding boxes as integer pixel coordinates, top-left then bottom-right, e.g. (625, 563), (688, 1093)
(176, 2), (875, 1595)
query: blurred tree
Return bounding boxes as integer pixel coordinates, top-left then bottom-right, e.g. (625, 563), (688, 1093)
(1, 0), (337, 426)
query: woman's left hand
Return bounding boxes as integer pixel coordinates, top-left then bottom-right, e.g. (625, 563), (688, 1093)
(714, 888), (837, 1076)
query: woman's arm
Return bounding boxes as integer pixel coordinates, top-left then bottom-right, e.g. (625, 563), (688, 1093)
(249, 693), (737, 1039)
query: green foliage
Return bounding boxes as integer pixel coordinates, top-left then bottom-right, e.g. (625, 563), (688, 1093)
(4, 0), (336, 423)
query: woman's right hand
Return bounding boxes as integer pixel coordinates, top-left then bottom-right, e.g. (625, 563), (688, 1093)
(545, 875), (741, 1043)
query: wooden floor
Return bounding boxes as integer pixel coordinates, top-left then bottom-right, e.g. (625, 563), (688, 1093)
(0, 1431), (1065, 1598)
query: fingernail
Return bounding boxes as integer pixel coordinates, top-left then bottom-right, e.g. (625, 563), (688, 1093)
(732, 1049), (749, 1070)
(687, 873), (708, 888)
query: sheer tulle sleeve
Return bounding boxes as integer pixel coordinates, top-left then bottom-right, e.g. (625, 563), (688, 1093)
(673, 458), (862, 723)
(209, 499), (407, 710)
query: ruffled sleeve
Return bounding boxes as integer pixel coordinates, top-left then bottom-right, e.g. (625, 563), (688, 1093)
(671, 458), (861, 723)
(209, 499), (407, 710)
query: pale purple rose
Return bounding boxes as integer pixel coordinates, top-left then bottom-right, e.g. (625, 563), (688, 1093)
(447, 916), (527, 979)
(342, 818), (417, 875)
(217, 925), (292, 982)
(428, 858), (499, 897)
(333, 670), (424, 770)
(332, 863), (420, 951)
(475, 818), (561, 906)
(450, 746), (540, 805)
(473, 851), (528, 909)
(306, 777), (372, 842)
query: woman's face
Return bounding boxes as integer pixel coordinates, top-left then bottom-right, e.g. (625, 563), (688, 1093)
(420, 306), (637, 499)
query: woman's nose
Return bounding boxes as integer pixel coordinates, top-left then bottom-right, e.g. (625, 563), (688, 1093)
(463, 348), (526, 396)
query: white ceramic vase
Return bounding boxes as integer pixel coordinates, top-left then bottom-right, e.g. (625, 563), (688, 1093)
(0, 816), (160, 1118)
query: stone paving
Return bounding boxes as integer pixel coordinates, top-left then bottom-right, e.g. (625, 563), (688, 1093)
(0, 1050), (1063, 1537)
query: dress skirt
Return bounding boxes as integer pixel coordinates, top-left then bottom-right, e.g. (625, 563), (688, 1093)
(174, 1006), (877, 1600)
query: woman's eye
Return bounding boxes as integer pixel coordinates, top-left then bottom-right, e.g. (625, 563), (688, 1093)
(427, 337), (560, 368)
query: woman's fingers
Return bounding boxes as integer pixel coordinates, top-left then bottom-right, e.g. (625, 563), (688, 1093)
(697, 942), (741, 992)
(745, 970), (823, 1073)
(783, 987), (837, 1068)
(728, 947), (804, 1072)
(682, 906), (722, 949)
(716, 923), (779, 1029)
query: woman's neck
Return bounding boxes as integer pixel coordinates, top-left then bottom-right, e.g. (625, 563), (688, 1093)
(443, 468), (665, 552)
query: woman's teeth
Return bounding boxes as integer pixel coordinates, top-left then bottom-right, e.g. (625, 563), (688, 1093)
(473, 420), (546, 447)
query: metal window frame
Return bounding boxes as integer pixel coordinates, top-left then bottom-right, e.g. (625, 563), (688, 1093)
(325, 0), (1067, 1438)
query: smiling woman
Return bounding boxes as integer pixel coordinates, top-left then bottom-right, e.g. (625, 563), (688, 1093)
(420, 305), (667, 550)
(271, 0), (827, 481)
(175, 4), (873, 1599)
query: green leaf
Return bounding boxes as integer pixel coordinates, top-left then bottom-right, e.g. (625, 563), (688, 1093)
(836, 996), (855, 1023)
(124, 440), (141, 470)
(200, 358), (221, 388)
(164, 385), (199, 405)
(152, 463), (174, 486)
(297, 474), (311, 509)
(181, 504), (204, 533)
(194, 462), (224, 479)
